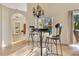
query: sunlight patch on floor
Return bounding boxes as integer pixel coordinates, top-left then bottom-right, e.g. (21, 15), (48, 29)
(69, 44), (79, 50)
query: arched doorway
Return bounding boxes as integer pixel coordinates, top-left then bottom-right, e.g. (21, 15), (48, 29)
(11, 13), (26, 44)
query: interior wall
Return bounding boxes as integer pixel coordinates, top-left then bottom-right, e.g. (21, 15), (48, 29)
(0, 5), (2, 48)
(1, 5), (26, 47)
(26, 3), (79, 44)
(2, 5), (11, 47)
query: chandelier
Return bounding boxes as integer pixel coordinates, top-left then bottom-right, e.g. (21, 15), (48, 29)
(33, 4), (44, 18)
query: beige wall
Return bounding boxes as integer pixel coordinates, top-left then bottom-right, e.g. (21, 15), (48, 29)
(2, 5), (12, 47)
(0, 4), (26, 48)
(0, 5), (2, 48)
(26, 3), (79, 44)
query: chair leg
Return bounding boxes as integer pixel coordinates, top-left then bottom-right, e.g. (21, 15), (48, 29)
(31, 33), (34, 50)
(37, 35), (40, 47)
(36, 35), (38, 47)
(28, 33), (30, 45)
(55, 40), (58, 56)
(52, 39), (55, 56)
(59, 39), (63, 56)
(37, 40), (38, 47)
(45, 38), (47, 48)
(45, 38), (48, 56)
(45, 38), (47, 56)
(47, 38), (50, 51)
(45, 38), (50, 56)
(51, 39), (53, 53)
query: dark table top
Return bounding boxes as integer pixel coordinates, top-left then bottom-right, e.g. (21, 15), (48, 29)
(33, 28), (49, 32)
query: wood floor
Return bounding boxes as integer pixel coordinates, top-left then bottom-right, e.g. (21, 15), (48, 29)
(0, 40), (29, 56)
(0, 40), (79, 56)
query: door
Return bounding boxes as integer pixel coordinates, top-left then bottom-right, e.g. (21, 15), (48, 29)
(70, 10), (79, 44)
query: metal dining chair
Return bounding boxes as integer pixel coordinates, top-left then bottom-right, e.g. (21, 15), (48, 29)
(45, 23), (63, 56)
(28, 26), (39, 49)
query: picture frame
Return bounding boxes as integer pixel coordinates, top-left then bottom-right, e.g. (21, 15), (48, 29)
(15, 22), (20, 34)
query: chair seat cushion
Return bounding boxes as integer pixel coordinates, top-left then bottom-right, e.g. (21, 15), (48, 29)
(46, 35), (60, 40)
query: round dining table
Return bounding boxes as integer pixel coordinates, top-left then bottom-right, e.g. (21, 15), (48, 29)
(33, 28), (48, 56)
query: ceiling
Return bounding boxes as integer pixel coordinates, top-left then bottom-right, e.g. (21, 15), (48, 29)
(1, 3), (27, 12)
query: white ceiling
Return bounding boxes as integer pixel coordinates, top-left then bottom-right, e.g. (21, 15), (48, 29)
(1, 3), (27, 12)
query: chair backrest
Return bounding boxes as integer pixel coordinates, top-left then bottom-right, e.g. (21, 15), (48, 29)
(29, 26), (35, 32)
(55, 23), (62, 36)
